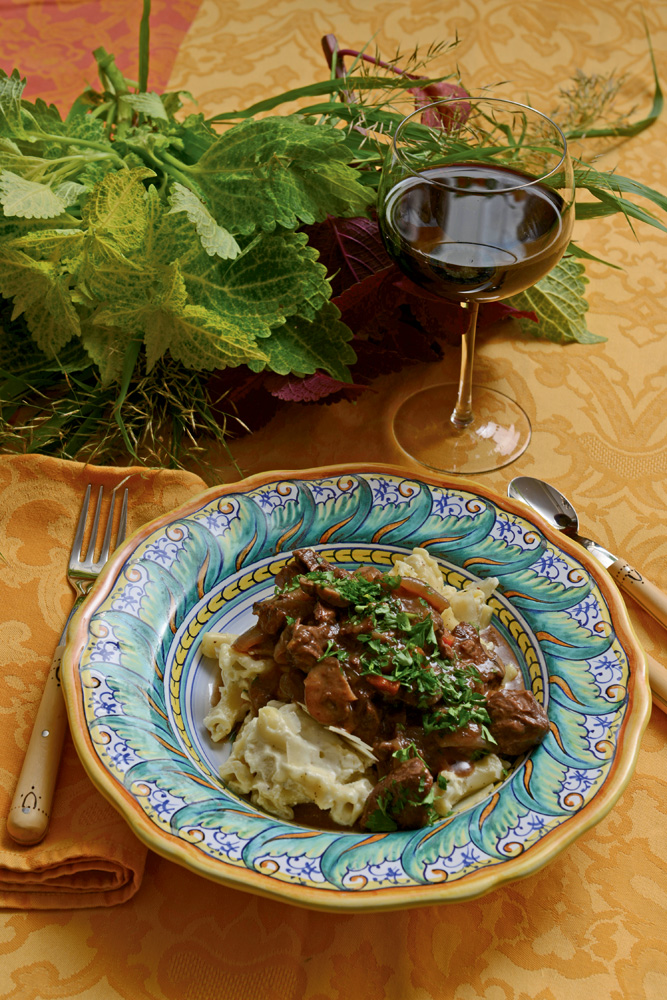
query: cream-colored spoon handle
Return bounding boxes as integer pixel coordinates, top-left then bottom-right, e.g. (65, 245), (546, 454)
(6, 645), (68, 845)
(608, 558), (667, 631)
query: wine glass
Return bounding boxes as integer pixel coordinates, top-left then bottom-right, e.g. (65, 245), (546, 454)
(378, 96), (575, 474)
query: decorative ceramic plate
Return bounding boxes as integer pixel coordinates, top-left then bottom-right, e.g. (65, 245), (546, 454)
(62, 465), (650, 911)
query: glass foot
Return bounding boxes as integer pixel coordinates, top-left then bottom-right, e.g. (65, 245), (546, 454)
(393, 383), (531, 475)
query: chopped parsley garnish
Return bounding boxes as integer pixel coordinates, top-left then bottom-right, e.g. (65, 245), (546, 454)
(392, 742), (425, 764)
(284, 564), (492, 739)
(317, 640), (349, 662)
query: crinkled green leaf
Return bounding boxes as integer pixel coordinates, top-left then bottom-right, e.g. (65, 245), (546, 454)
(144, 301), (269, 373)
(509, 257), (604, 344)
(190, 117), (372, 234)
(0, 171), (67, 219)
(247, 301), (356, 380)
(92, 257), (188, 333)
(0, 208), (78, 242)
(80, 197), (269, 374)
(0, 311), (89, 380)
(0, 247), (80, 352)
(0, 137), (21, 155)
(178, 227), (330, 325)
(54, 181), (87, 207)
(81, 166), (155, 252)
(121, 92), (169, 121)
(168, 182), (240, 259)
(0, 69), (26, 138)
(153, 207), (331, 331)
(4, 227), (84, 261)
(79, 320), (144, 386)
(176, 113), (217, 160)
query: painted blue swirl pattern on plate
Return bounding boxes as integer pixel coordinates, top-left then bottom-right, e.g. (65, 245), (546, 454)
(71, 471), (638, 902)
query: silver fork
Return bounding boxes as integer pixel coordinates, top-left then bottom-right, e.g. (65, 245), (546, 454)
(7, 484), (129, 846)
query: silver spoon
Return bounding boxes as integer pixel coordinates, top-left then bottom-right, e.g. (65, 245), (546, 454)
(508, 476), (667, 712)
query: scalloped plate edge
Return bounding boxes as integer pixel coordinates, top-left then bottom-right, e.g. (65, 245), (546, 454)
(61, 462), (652, 911)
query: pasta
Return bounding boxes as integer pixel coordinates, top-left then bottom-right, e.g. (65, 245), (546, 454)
(204, 547), (548, 830)
(219, 701), (373, 825)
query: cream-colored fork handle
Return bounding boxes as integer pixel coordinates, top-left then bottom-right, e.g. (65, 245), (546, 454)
(7, 644), (69, 845)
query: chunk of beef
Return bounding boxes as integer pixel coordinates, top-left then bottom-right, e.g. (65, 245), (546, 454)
(360, 758), (433, 830)
(299, 575), (350, 608)
(338, 615), (374, 639)
(231, 624), (278, 659)
(355, 566), (385, 584)
(452, 622), (505, 689)
(253, 589), (315, 635)
(294, 548), (332, 573)
(272, 548), (351, 596)
(248, 664), (281, 715)
(485, 687), (549, 755)
(349, 697), (381, 745)
(277, 667), (305, 704)
(285, 622), (331, 670)
(313, 601), (337, 625)
(432, 721), (493, 752)
(304, 659), (357, 727)
(371, 733), (415, 777)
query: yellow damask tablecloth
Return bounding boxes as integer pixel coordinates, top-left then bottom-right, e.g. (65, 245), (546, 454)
(1, 0), (667, 997)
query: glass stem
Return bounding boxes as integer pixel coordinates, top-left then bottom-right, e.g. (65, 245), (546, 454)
(451, 301), (479, 429)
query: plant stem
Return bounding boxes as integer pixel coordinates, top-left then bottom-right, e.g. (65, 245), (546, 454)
(93, 48), (130, 98)
(124, 142), (194, 189)
(334, 49), (423, 81)
(138, 0), (151, 93)
(38, 130), (124, 161)
(158, 149), (201, 187)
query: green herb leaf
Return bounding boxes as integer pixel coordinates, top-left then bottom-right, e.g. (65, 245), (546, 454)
(81, 167), (155, 256)
(247, 301), (356, 381)
(565, 241), (622, 270)
(364, 791), (399, 832)
(0, 69), (26, 138)
(0, 171), (67, 219)
(122, 91), (168, 121)
(168, 183), (240, 259)
(189, 117), (373, 235)
(0, 246), (80, 352)
(207, 73), (452, 123)
(508, 257), (604, 344)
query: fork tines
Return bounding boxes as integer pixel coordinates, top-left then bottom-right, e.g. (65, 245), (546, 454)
(72, 485), (129, 573)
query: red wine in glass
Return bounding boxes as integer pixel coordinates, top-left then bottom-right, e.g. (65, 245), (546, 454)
(382, 163), (570, 302)
(379, 99), (575, 475)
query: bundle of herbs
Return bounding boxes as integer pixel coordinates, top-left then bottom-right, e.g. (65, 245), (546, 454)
(0, 4), (664, 471)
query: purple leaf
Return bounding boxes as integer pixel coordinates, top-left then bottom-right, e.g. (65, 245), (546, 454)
(264, 372), (367, 403)
(409, 81), (470, 127)
(304, 216), (393, 296)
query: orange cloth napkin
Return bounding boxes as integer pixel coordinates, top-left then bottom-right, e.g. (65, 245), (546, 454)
(0, 454), (207, 908)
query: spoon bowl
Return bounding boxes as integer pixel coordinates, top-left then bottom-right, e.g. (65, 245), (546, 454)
(507, 477), (580, 536)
